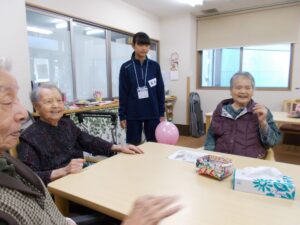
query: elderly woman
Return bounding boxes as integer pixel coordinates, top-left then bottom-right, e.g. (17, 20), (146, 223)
(17, 83), (143, 184)
(204, 72), (281, 158)
(0, 65), (180, 225)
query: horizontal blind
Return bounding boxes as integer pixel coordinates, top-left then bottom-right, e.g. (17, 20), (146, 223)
(197, 5), (300, 50)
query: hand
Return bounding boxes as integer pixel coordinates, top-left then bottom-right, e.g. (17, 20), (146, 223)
(253, 103), (268, 129)
(160, 117), (165, 122)
(122, 195), (182, 225)
(112, 144), (144, 154)
(64, 158), (85, 175)
(121, 120), (127, 129)
(66, 217), (77, 225)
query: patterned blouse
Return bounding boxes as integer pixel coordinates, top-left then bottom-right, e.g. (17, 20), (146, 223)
(17, 118), (114, 184)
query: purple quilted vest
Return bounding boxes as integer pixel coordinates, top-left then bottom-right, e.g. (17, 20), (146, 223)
(211, 99), (266, 158)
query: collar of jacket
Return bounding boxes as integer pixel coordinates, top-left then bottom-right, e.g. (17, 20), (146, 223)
(214, 98), (255, 116)
(131, 52), (148, 64)
(0, 151), (45, 197)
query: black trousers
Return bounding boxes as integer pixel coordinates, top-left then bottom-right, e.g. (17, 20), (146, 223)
(126, 119), (160, 145)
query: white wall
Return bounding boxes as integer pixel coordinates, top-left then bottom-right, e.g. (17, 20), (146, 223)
(160, 14), (197, 125)
(0, 0), (32, 110)
(26, 0), (160, 40)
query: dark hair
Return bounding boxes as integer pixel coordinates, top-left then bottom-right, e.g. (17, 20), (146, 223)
(132, 32), (150, 45)
(230, 71), (255, 89)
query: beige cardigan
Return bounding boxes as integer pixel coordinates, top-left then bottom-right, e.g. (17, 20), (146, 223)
(0, 152), (68, 225)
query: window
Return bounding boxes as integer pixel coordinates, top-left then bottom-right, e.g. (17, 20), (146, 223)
(110, 32), (132, 98)
(26, 7), (159, 102)
(72, 22), (108, 99)
(199, 44), (292, 89)
(27, 10), (74, 100)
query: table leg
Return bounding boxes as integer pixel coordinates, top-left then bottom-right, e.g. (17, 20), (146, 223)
(54, 195), (69, 216)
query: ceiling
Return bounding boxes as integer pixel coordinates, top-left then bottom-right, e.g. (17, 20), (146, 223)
(121, 0), (300, 18)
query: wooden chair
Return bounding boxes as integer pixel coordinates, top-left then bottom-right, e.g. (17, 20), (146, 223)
(265, 148), (275, 161)
(282, 99), (300, 112)
(8, 145), (18, 158)
(280, 99), (300, 146)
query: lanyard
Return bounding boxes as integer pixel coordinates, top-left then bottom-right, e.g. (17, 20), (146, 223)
(132, 59), (148, 88)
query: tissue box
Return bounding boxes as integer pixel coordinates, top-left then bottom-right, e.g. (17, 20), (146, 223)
(233, 167), (296, 200)
(196, 155), (233, 180)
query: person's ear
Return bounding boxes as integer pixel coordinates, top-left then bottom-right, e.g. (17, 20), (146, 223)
(33, 103), (40, 113)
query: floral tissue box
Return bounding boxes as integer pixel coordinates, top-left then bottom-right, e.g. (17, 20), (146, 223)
(196, 155), (234, 180)
(232, 167), (295, 200)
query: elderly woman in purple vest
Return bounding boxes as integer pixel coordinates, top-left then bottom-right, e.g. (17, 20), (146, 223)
(204, 72), (281, 158)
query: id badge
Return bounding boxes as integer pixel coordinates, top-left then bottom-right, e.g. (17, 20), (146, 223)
(137, 86), (149, 99)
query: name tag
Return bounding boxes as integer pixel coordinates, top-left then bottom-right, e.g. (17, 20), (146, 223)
(148, 78), (157, 87)
(137, 86), (149, 99)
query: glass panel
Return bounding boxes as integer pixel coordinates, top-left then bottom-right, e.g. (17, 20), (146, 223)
(72, 22), (107, 100)
(201, 49), (214, 86)
(201, 48), (240, 87)
(110, 32), (132, 97)
(149, 41), (158, 61)
(26, 10), (73, 101)
(200, 44), (291, 88)
(243, 44), (291, 88)
(220, 48), (240, 87)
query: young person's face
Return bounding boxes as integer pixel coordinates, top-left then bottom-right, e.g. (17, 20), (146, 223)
(0, 70), (27, 152)
(132, 43), (150, 60)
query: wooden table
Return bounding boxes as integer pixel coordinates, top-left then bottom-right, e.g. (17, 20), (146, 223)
(205, 111), (300, 133)
(48, 142), (300, 225)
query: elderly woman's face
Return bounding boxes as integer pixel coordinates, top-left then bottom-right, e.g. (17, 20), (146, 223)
(0, 70), (27, 152)
(230, 76), (254, 108)
(35, 88), (64, 126)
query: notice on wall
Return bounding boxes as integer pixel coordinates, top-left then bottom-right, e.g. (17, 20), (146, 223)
(169, 52), (179, 81)
(170, 70), (179, 81)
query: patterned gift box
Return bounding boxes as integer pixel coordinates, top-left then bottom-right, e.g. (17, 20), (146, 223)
(232, 167), (296, 200)
(196, 155), (234, 180)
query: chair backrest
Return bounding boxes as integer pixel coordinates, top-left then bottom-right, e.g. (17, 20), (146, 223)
(282, 99), (300, 112)
(9, 144), (18, 158)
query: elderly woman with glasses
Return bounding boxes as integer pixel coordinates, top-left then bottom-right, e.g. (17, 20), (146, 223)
(204, 72), (281, 158)
(0, 63), (180, 225)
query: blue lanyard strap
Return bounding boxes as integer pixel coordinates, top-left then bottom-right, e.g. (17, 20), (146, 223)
(132, 59), (148, 88)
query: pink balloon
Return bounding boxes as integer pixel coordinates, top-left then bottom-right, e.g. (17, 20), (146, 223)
(155, 121), (179, 145)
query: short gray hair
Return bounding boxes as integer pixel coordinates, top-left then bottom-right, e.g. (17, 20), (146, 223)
(230, 71), (255, 89)
(30, 83), (63, 104)
(0, 57), (12, 71)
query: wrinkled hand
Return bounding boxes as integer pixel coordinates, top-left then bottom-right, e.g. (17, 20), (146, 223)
(122, 195), (182, 225)
(64, 158), (84, 175)
(121, 120), (127, 129)
(253, 103), (268, 128)
(66, 217), (77, 225)
(112, 144), (144, 154)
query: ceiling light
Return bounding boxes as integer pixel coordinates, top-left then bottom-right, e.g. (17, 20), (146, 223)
(55, 22), (68, 29)
(86, 29), (104, 35)
(178, 0), (203, 7)
(27, 26), (53, 35)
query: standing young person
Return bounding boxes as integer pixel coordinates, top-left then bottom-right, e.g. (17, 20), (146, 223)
(119, 32), (165, 145)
